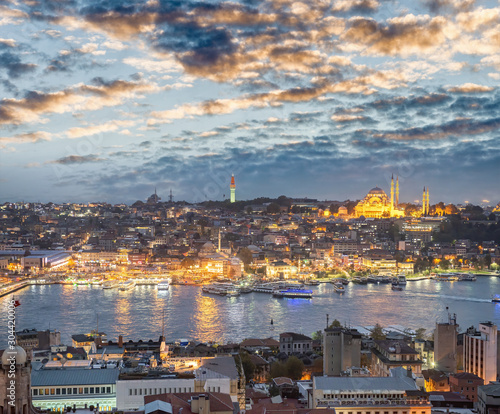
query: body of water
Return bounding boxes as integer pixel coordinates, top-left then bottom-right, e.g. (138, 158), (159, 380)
(1, 276), (500, 348)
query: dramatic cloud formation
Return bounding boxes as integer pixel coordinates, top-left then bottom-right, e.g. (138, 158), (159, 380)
(0, 0), (499, 204)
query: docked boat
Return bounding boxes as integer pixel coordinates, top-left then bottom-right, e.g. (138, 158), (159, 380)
(202, 282), (240, 297)
(333, 283), (345, 293)
(157, 280), (170, 290)
(459, 273), (477, 281)
(272, 288), (313, 299)
(102, 280), (120, 289)
(397, 275), (407, 285)
(304, 279), (320, 286)
(392, 285), (404, 291)
(253, 283), (276, 294)
(352, 277), (368, 285)
(119, 280), (136, 291)
(436, 273), (459, 281)
(367, 275), (378, 283)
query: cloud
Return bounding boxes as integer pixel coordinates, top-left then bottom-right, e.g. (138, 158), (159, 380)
(447, 83), (495, 93)
(0, 78), (159, 126)
(0, 131), (53, 144)
(0, 52), (37, 78)
(64, 120), (136, 139)
(48, 154), (104, 165)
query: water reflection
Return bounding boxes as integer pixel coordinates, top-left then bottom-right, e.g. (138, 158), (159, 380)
(0, 277), (499, 348)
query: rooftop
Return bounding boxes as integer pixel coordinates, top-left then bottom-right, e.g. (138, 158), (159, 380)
(31, 368), (120, 386)
(314, 375), (419, 392)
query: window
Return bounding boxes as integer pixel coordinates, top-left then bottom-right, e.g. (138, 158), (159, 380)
(84, 388), (88, 394)
(62, 389), (66, 395)
(129, 389), (132, 396)
(144, 389), (148, 395)
(56, 389), (60, 395)
(139, 389), (142, 395)
(79, 388), (83, 394)
(73, 388), (77, 394)
(51, 389), (55, 395)
(150, 388), (152, 395)
(67, 389), (72, 395)
(90, 388), (94, 394)
(154, 388), (157, 395)
(33, 390), (38, 396)
(134, 389), (137, 396)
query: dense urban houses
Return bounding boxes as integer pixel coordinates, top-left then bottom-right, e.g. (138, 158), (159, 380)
(279, 333), (313, 356)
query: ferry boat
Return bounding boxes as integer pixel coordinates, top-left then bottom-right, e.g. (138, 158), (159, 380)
(304, 279), (320, 286)
(458, 273), (477, 281)
(397, 275), (407, 285)
(119, 280), (136, 291)
(352, 277), (367, 285)
(272, 288), (313, 299)
(436, 273), (459, 281)
(202, 283), (240, 297)
(102, 280), (120, 289)
(333, 283), (345, 293)
(157, 280), (170, 291)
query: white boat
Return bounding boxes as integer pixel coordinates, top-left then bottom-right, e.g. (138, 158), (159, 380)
(202, 282), (240, 297)
(157, 280), (170, 290)
(333, 283), (345, 293)
(102, 280), (120, 289)
(397, 275), (407, 285)
(273, 288), (313, 299)
(119, 280), (136, 291)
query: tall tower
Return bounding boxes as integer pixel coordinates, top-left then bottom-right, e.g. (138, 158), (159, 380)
(435, 309), (458, 373)
(396, 176), (399, 207)
(390, 174), (394, 216)
(230, 174), (236, 203)
(422, 187), (427, 216)
(426, 187), (430, 215)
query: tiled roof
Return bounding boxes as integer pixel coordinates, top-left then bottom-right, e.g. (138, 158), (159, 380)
(31, 368), (120, 386)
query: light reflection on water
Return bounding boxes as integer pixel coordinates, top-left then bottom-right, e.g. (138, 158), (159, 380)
(0, 276), (499, 347)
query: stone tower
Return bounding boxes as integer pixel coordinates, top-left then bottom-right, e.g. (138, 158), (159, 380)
(1, 345), (32, 414)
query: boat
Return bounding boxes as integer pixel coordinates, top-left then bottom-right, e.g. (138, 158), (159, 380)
(367, 275), (378, 283)
(157, 280), (170, 290)
(352, 277), (367, 285)
(333, 283), (345, 293)
(202, 282), (240, 297)
(102, 280), (120, 289)
(272, 288), (313, 299)
(493, 295), (500, 303)
(392, 285), (404, 291)
(253, 283), (278, 293)
(397, 275), (407, 285)
(459, 273), (477, 281)
(436, 273), (459, 281)
(119, 280), (136, 291)
(304, 279), (320, 286)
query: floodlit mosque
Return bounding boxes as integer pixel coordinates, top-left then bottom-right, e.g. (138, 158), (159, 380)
(354, 175), (429, 218)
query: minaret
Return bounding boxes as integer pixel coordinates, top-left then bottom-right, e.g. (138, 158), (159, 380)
(396, 176), (399, 208)
(390, 174), (394, 216)
(230, 174), (236, 203)
(169, 189), (173, 203)
(422, 187), (427, 216)
(426, 187), (430, 215)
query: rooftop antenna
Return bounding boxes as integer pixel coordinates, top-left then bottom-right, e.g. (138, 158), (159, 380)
(326, 313), (329, 329)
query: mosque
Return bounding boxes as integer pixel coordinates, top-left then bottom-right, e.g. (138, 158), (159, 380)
(354, 175), (407, 218)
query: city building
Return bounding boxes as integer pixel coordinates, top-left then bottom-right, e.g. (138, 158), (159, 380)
(371, 340), (423, 377)
(266, 261), (297, 279)
(449, 372), (484, 402)
(354, 176), (405, 218)
(143, 392), (234, 414)
(31, 367), (119, 411)
(434, 311), (458, 373)
(323, 327), (362, 376)
(478, 382), (500, 414)
(280, 332), (313, 356)
(16, 329), (61, 351)
(463, 322), (497, 383)
(310, 368), (431, 414)
(1, 346), (32, 414)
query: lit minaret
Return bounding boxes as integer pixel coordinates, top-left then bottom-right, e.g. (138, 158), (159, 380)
(396, 176), (399, 208)
(390, 174), (394, 215)
(426, 187), (430, 215)
(230, 174), (236, 203)
(422, 187), (427, 216)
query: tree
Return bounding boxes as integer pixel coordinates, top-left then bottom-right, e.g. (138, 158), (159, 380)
(311, 330), (323, 341)
(270, 361), (287, 378)
(440, 258), (451, 270)
(415, 328), (426, 340)
(277, 195), (292, 208)
(285, 356), (304, 380)
(485, 254), (492, 269)
(445, 204), (459, 215)
(181, 257), (195, 268)
(371, 323), (386, 340)
(237, 247), (253, 265)
(236, 352), (255, 382)
(266, 203), (281, 214)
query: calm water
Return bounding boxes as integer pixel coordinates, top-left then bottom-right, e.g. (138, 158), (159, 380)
(1, 277), (499, 348)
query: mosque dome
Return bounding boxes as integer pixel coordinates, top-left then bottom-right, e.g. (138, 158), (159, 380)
(2, 345), (27, 366)
(368, 187), (386, 195)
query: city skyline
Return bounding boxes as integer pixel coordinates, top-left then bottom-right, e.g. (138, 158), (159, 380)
(1, 0), (500, 204)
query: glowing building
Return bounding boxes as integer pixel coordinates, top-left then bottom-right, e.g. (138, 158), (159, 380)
(354, 175), (405, 218)
(230, 174), (235, 203)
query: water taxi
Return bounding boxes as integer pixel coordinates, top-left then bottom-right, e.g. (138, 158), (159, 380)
(272, 288), (313, 299)
(102, 280), (120, 289)
(157, 280), (170, 290)
(119, 280), (136, 291)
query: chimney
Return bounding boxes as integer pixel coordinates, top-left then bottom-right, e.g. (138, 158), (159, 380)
(118, 335), (123, 348)
(395, 343), (401, 354)
(190, 396), (199, 413)
(203, 394), (210, 414)
(407, 367), (412, 378)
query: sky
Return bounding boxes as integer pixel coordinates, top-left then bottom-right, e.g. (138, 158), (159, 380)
(0, 0), (499, 205)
